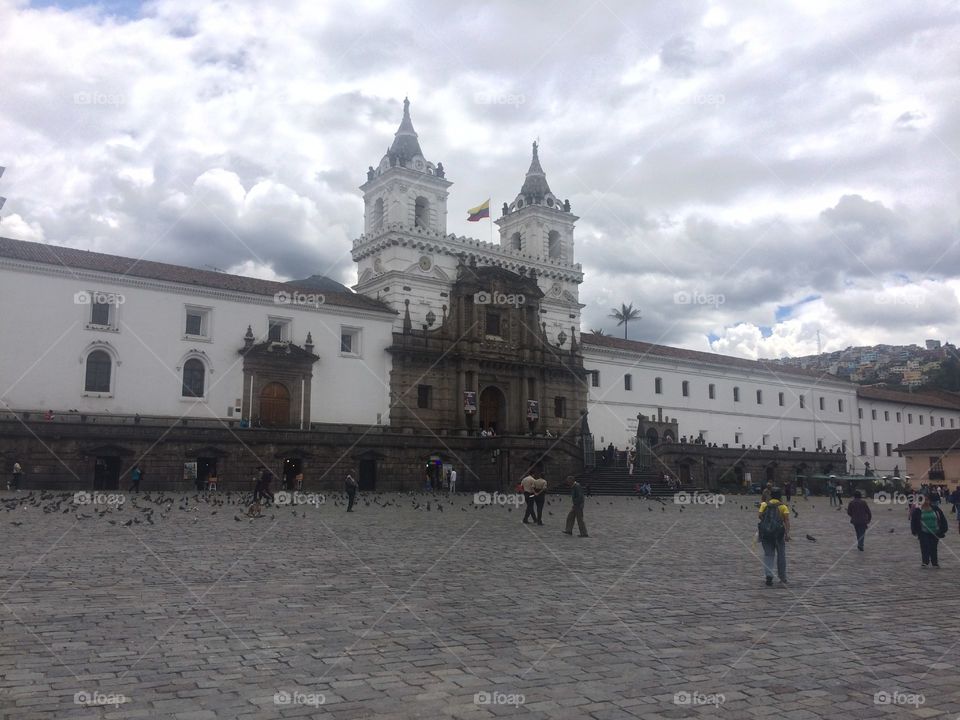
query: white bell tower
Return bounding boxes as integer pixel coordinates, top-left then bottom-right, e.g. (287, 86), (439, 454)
(360, 98), (452, 238)
(495, 141), (578, 263)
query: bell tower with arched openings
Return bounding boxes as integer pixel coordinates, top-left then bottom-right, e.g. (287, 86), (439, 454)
(360, 98), (451, 238)
(495, 141), (578, 264)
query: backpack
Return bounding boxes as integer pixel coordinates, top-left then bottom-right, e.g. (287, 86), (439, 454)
(759, 502), (785, 540)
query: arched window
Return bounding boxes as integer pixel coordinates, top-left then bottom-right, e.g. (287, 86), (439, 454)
(84, 350), (112, 393)
(373, 198), (384, 229)
(182, 358), (206, 398)
(548, 230), (561, 258)
(414, 196), (429, 228)
(654, 377), (662, 394)
(511, 232), (521, 251)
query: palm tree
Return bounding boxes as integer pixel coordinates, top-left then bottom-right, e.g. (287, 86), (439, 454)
(589, 328), (606, 336)
(609, 303), (641, 340)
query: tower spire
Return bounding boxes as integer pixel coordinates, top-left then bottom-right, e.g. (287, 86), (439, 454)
(520, 140), (551, 201)
(387, 97), (423, 167)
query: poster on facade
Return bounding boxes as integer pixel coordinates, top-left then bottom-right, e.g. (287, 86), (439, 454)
(463, 391), (477, 413)
(526, 400), (539, 421)
(183, 462), (198, 481)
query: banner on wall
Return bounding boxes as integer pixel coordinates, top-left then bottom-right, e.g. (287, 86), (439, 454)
(463, 391), (477, 414)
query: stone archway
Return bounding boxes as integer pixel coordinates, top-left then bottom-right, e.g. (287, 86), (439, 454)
(646, 427), (660, 447)
(260, 382), (291, 427)
(479, 385), (506, 433)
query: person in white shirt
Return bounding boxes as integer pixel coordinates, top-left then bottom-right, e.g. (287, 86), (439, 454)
(448, 468), (457, 494)
(521, 472), (538, 524)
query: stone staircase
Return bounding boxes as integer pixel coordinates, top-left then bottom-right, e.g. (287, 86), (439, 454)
(576, 466), (698, 497)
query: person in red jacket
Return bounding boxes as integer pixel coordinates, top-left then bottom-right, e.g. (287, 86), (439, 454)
(846, 491), (872, 551)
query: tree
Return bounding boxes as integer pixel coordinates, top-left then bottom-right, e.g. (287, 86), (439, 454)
(589, 328), (606, 336)
(609, 303), (641, 340)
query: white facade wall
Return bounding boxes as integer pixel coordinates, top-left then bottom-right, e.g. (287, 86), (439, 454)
(583, 345), (859, 459)
(854, 397), (960, 475)
(0, 262), (395, 425)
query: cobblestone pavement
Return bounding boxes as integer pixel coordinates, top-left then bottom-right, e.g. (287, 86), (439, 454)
(1, 490), (959, 719)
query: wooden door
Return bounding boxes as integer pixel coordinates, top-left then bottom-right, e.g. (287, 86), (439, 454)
(260, 382), (291, 427)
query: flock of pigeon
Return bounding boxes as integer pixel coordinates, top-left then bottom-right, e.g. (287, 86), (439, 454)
(2, 490), (900, 542)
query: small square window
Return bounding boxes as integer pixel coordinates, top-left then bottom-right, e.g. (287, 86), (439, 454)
(860, 441), (867, 455)
(733, 387), (740, 402)
(590, 371), (600, 388)
(85, 290), (120, 330)
(838, 399), (844, 412)
(654, 377), (663, 394)
(682, 381), (689, 397)
(858, 408), (863, 419)
(756, 389), (763, 404)
(778, 392), (784, 407)
(800, 395), (806, 409)
(708, 384), (715, 400)
(417, 384), (432, 409)
(871, 409), (877, 420)
(267, 318), (291, 342)
(624, 374), (632, 391)
(185, 307), (210, 338)
(886, 443), (892, 457)
(818, 397), (825, 411)
(896, 412), (902, 422)
(340, 327), (361, 356)
(884, 411), (890, 421)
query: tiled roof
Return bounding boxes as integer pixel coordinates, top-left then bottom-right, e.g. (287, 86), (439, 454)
(0, 236), (394, 314)
(581, 333), (836, 382)
(856, 385), (960, 411)
(897, 429), (960, 452)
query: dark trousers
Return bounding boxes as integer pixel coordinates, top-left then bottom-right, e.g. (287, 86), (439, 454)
(919, 533), (939, 566)
(523, 493), (537, 523)
(253, 486), (273, 504)
(347, 491), (356, 511)
(534, 494), (546, 524)
(565, 505), (587, 535)
(761, 536), (787, 580)
(853, 523), (867, 550)
(836, 495), (843, 506)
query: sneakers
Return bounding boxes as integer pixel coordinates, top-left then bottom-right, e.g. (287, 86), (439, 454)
(579, 534), (589, 538)
(765, 577), (773, 586)
(779, 578), (788, 586)
(562, 530), (573, 535)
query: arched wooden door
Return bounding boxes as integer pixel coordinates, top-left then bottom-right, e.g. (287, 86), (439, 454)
(260, 382), (291, 427)
(479, 386), (505, 433)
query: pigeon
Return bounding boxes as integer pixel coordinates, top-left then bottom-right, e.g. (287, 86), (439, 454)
(234, 515), (243, 522)
(889, 528), (895, 533)
(805, 534), (816, 542)
(122, 519), (133, 527)
(10, 521), (22, 526)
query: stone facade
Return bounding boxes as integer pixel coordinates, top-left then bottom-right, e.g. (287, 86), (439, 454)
(387, 263), (587, 437)
(0, 416), (583, 493)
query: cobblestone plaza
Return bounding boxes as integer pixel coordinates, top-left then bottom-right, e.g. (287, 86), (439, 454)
(2, 491), (959, 719)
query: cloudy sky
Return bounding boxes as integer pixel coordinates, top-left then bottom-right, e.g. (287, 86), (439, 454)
(2, 0), (959, 359)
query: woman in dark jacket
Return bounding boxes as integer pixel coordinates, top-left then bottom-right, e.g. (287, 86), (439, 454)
(910, 494), (948, 568)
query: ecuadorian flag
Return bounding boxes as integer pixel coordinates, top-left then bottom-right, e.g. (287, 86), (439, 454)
(467, 199), (490, 222)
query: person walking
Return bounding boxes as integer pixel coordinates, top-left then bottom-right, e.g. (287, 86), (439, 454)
(910, 493), (948, 568)
(521, 471), (538, 524)
(785, 481), (793, 503)
(10, 461), (21, 490)
(827, 481), (836, 506)
(846, 490), (872, 551)
(254, 468), (274, 505)
(834, 482), (844, 507)
(345, 470), (358, 512)
(448, 467), (457, 495)
(758, 488), (790, 586)
(531, 472), (548, 525)
(563, 475), (588, 537)
(128, 465), (142, 492)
